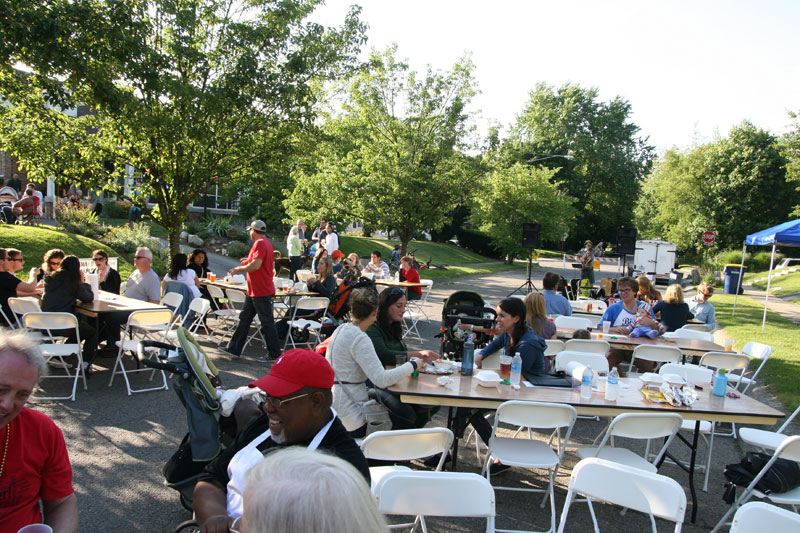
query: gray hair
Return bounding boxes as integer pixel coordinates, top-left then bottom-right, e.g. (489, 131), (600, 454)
(0, 330), (47, 379)
(242, 447), (387, 533)
(135, 247), (152, 260)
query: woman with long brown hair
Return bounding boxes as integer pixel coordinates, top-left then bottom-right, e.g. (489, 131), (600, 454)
(636, 275), (662, 304)
(524, 292), (557, 339)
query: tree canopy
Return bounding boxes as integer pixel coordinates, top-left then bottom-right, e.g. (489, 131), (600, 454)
(1, 0), (366, 254)
(284, 46), (479, 253)
(635, 121), (794, 251)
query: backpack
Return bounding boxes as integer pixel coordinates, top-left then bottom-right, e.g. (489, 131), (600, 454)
(722, 451), (800, 503)
(327, 277), (375, 319)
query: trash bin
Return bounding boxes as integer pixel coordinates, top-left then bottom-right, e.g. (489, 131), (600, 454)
(723, 264), (746, 294)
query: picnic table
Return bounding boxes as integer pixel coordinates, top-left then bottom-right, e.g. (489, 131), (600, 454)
(373, 279), (428, 288)
(556, 326), (725, 357)
(199, 278), (316, 298)
(390, 371), (783, 522)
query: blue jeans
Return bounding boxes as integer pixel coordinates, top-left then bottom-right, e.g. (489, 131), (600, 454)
(228, 296), (281, 359)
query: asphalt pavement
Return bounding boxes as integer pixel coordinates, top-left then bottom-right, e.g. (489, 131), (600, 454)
(30, 260), (797, 532)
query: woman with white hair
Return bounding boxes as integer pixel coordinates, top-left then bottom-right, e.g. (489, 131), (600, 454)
(239, 447), (387, 533)
(286, 225), (303, 282)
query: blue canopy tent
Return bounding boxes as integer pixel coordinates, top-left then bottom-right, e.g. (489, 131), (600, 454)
(733, 219), (800, 329)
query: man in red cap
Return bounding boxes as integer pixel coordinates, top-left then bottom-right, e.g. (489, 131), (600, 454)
(193, 349), (370, 533)
(330, 248), (346, 275)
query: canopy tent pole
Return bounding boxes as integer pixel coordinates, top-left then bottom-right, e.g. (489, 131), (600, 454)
(732, 243), (747, 316)
(761, 244), (777, 330)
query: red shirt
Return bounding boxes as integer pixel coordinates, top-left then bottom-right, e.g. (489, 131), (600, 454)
(400, 267), (422, 297)
(246, 237), (275, 298)
(0, 409), (74, 531)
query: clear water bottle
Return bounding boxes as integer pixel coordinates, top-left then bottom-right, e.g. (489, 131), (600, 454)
(461, 335), (474, 377)
(510, 351), (522, 387)
(394, 271), (400, 282)
(604, 367), (619, 401)
(580, 365), (593, 399)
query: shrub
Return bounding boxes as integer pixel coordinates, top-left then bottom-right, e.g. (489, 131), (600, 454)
(226, 241), (250, 259)
(702, 272), (718, 287)
(203, 214), (234, 237)
(233, 229), (249, 243)
(56, 203), (101, 238)
(183, 219), (206, 235)
(102, 200), (131, 219)
(454, 228), (501, 259)
(751, 251), (785, 271)
(101, 223), (159, 254)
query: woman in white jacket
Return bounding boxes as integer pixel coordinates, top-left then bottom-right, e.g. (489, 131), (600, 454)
(326, 287), (434, 437)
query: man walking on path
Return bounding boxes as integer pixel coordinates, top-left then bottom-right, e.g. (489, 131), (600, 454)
(223, 220), (281, 362)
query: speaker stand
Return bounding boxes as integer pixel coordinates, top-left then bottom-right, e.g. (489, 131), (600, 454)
(509, 251), (539, 296)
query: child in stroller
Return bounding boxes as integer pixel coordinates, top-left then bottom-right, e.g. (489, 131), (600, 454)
(437, 290), (497, 361)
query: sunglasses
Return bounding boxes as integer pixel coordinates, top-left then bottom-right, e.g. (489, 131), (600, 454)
(389, 288), (406, 297)
(133, 256), (148, 260)
(93, 257), (106, 262)
(48, 261), (62, 266)
(256, 392), (310, 408)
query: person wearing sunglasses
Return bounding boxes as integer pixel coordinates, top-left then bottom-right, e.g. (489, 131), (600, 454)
(92, 249), (121, 295)
(688, 282), (716, 332)
(27, 248), (65, 286)
(600, 276), (661, 371)
(192, 348), (369, 533)
(123, 247), (160, 304)
(0, 249), (39, 327)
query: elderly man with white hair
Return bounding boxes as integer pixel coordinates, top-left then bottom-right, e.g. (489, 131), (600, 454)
(124, 246), (161, 304)
(0, 332), (79, 532)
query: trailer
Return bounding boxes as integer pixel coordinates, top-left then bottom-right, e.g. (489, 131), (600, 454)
(632, 240), (677, 285)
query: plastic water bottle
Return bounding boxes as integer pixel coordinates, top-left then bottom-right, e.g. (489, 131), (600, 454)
(713, 369), (728, 397)
(604, 367), (619, 401)
(510, 352), (522, 387)
(461, 335), (474, 377)
(580, 366), (593, 399)
(394, 271), (400, 282)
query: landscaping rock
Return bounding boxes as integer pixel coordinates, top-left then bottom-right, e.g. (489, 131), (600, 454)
(188, 234), (204, 247)
(690, 268), (701, 285)
(180, 231), (188, 241)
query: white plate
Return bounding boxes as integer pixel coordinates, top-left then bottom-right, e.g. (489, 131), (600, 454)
(662, 332), (679, 339)
(640, 372), (663, 384)
(661, 373), (686, 385)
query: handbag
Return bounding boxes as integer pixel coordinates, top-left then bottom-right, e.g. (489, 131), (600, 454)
(329, 325), (392, 435)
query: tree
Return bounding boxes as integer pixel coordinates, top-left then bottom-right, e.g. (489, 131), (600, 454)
(782, 110), (800, 216)
(504, 83), (655, 248)
(635, 121), (794, 251)
(1, 0), (366, 255)
(284, 46), (479, 253)
(474, 163), (577, 262)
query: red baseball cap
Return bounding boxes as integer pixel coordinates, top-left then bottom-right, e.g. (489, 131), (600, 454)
(331, 249), (345, 259)
(249, 348), (334, 397)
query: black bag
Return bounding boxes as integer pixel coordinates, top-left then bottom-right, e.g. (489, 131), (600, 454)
(523, 371), (577, 388)
(722, 451), (800, 503)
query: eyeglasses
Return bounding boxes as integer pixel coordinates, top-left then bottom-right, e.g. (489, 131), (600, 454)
(133, 256), (147, 260)
(48, 261), (62, 267)
(9, 258), (23, 262)
(93, 257), (106, 262)
(257, 392), (310, 408)
(618, 288), (633, 294)
(389, 288), (406, 296)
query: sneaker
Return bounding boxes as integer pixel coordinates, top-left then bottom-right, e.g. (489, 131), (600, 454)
(219, 346), (240, 358)
(489, 461), (511, 476)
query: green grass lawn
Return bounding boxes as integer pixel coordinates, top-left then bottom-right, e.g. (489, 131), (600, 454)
(0, 224), (135, 280)
(714, 293), (800, 410)
(99, 218), (170, 239)
(339, 235), (491, 265)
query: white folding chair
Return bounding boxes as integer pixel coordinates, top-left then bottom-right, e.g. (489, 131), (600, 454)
(407, 279), (433, 321)
(554, 315), (593, 329)
(108, 309), (173, 395)
(403, 307), (424, 341)
(628, 345), (682, 374)
(712, 436), (800, 533)
(133, 292), (182, 338)
(9, 298), (66, 342)
(205, 284), (238, 343)
(482, 400), (577, 533)
(658, 362), (716, 491)
(672, 327), (715, 342)
(740, 404), (800, 453)
(554, 351), (610, 375)
(544, 339), (565, 356)
(225, 288), (269, 351)
(564, 339), (610, 356)
(374, 470), (496, 533)
(576, 412), (683, 473)
(736, 342), (773, 394)
(557, 458), (687, 533)
(681, 323), (710, 332)
(700, 351), (751, 439)
(729, 501), (800, 532)
(282, 296), (329, 349)
(22, 312), (86, 402)
(1, 305), (18, 330)
(163, 298), (210, 340)
(272, 278), (293, 318)
(295, 269), (313, 283)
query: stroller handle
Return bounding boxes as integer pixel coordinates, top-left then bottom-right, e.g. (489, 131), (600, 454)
(140, 358), (184, 376)
(137, 340), (186, 377)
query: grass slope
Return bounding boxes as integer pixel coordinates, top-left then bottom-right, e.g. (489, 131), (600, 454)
(0, 225), (135, 280)
(714, 293), (800, 409)
(340, 235), (490, 265)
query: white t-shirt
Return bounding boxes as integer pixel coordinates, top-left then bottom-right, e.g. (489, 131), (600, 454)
(164, 269), (201, 299)
(612, 306), (638, 328)
(324, 231), (339, 253)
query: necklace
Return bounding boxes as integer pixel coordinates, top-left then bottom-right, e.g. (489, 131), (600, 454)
(0, 424), (10, 478)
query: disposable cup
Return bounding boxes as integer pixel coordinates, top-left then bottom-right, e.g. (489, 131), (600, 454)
(724, 338), (735, 352)
(602, 321), (611, 334)
(208, 272), (216, 282)
(18, 525), (54, 533)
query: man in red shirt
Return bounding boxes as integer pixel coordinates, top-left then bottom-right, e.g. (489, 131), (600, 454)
(222, 220), (281, 362)
(0, 332), (78, 532)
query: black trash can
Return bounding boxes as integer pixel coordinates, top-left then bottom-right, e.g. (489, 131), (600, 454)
(723, 264), (746, 294)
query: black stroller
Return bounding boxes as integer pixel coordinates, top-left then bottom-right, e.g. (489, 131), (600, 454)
(139, 328), (236, 518)
(437, 290), (497, 361)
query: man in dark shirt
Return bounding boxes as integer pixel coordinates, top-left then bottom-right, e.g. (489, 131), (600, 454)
(193, 349), (369, 533)
(0, 249), (39, 327)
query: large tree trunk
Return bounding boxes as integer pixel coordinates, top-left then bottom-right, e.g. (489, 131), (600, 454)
(168, 228), (180, 258)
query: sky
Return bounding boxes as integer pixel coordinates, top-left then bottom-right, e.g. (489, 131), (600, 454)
(310, 0), (800, 154)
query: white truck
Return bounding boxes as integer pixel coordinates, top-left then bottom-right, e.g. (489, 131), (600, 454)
(632, 240), (677, 284)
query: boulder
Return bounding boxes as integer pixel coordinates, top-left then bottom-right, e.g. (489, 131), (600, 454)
(188, 234), (204, 247)
(180, 231), (189, 241)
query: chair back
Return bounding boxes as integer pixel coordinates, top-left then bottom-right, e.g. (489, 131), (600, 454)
(8, 297), (42, 326)
(554, 351), (610, 375)
(742, 341), (772, 361)
(554, 316), (593, 329)
(607, 412), (683, 441)
(564, 339), (610, 355)
(681, 323), (710, 332)
(128, 309), (173, 329)
(296, 270), (313, 283)
(544, 339), (565, 356)
(558, 458), (686, 532)
(226, 289), (247, 309)
(658, 363), (713, 385)
(22, 311), (79, 333)
(495, 400), (577, 431)
(0, 306), (17, 329)
(374, 471), (495, 531)
(700, 352), (750, 390)
(161, 291), (184, 313)
(632, 345), (682, 364)
(295, 296), (330, 311)
(673, 327), (714, 342)
(206, 284), (226, 302)
(361, 428), (454, 469)
(730, 502), (800, 532)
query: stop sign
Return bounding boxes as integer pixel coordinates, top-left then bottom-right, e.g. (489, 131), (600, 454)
(702, 231), (716, 246)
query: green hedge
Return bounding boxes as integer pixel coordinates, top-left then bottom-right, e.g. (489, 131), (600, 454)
(454, 228), (501, 259)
